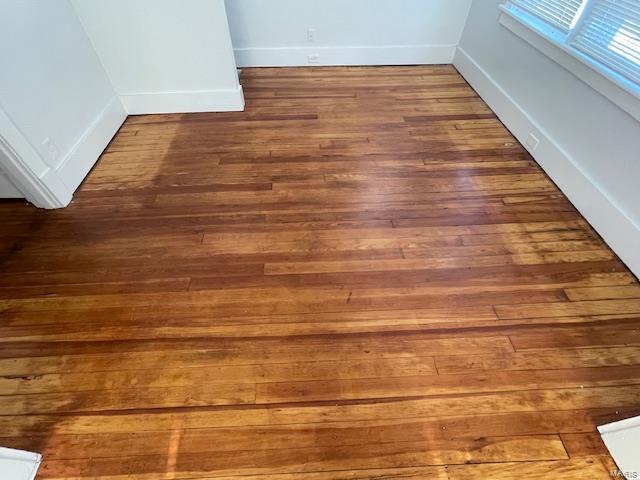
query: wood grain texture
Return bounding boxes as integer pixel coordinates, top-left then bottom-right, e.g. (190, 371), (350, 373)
(0, 66), (638, 479)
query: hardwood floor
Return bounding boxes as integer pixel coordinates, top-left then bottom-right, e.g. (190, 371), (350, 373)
(1, 66), (639, 479)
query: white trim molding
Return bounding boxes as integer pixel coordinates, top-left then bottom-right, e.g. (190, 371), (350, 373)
(0, 171), (22, 198)
(454, 46), (640, 278)
(54, 95), (127, 192)
(0, 96), (126, 209)
(121, 86), (245, 115)
(0, 108), (72, 208)
(234, 45), (457, 67)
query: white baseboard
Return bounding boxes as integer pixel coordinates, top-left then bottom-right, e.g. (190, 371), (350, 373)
(454, 46), (640, 278)
(121, 86), (245, 115)
(54, 95), (127, 194)
(234, 45), (456, 67)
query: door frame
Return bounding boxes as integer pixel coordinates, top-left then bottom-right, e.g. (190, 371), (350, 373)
(0, 108), (71, 209)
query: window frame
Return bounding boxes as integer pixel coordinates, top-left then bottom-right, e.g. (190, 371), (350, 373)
(499, 1), (640, 122)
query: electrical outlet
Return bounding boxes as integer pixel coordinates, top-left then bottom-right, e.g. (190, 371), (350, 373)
(525, 133), (540, 152)
(307, 54), (320, 64)
(307, 28), (316, 42)
(42, 138), (59, 162)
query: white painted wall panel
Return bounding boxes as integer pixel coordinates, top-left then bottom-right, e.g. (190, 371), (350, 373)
(72, 0), (243, 113)
(226, 0), (473, 66)
(0, 0), (117, 171)
(0, 0), (125, 206)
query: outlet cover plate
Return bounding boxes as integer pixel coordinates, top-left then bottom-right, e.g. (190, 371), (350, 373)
(525, 133), (540, 152)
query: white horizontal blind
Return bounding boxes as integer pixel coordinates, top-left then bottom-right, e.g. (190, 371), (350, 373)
(511, 0), (586, 31)
(572, 0), (640, 84)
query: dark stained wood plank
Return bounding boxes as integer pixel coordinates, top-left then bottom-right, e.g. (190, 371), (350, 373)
(435, 346), (640, 374)
(496, 299), (640, 319)
(561, 432), (610, 458)
(255, 366), (640, 404)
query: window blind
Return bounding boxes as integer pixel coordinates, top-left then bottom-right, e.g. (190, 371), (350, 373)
(572, 0), (640, 84)
(511, 0), (586, 31)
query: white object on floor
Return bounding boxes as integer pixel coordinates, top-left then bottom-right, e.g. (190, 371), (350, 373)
(599, 416), (640, 480)
(0, 447), (41, 480)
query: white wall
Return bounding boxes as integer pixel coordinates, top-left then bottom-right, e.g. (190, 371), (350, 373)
(71, 0), (243, 114)
(0, 0), (243, 208)
(0, 0), (126, 207)
(226, 0), (473, 66)
(455, 0), (640, 276)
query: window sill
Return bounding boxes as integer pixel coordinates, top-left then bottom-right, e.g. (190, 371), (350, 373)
(498, 4), (640, 123)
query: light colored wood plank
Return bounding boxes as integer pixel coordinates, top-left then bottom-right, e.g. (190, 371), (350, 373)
(565, 285), (640, 301)
(446, 458), (611, 480)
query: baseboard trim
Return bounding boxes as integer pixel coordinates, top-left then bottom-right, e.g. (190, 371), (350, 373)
(234, 45), (456, 67)
(55, 96), (127, 194)
(121, 86), (245, 115)
(454, 46), (640, 277)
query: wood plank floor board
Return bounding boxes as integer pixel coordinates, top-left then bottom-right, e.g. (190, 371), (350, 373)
(2, 386), (640, 438)
(0, 66), (638, 479)
(33, 435), (567, 479)
(0, 410), (615, 461)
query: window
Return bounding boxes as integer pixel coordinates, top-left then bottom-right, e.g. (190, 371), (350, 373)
(510, 0), (586, 31)
(572, 0), (640, 85)
(503, 0), (640, 91)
